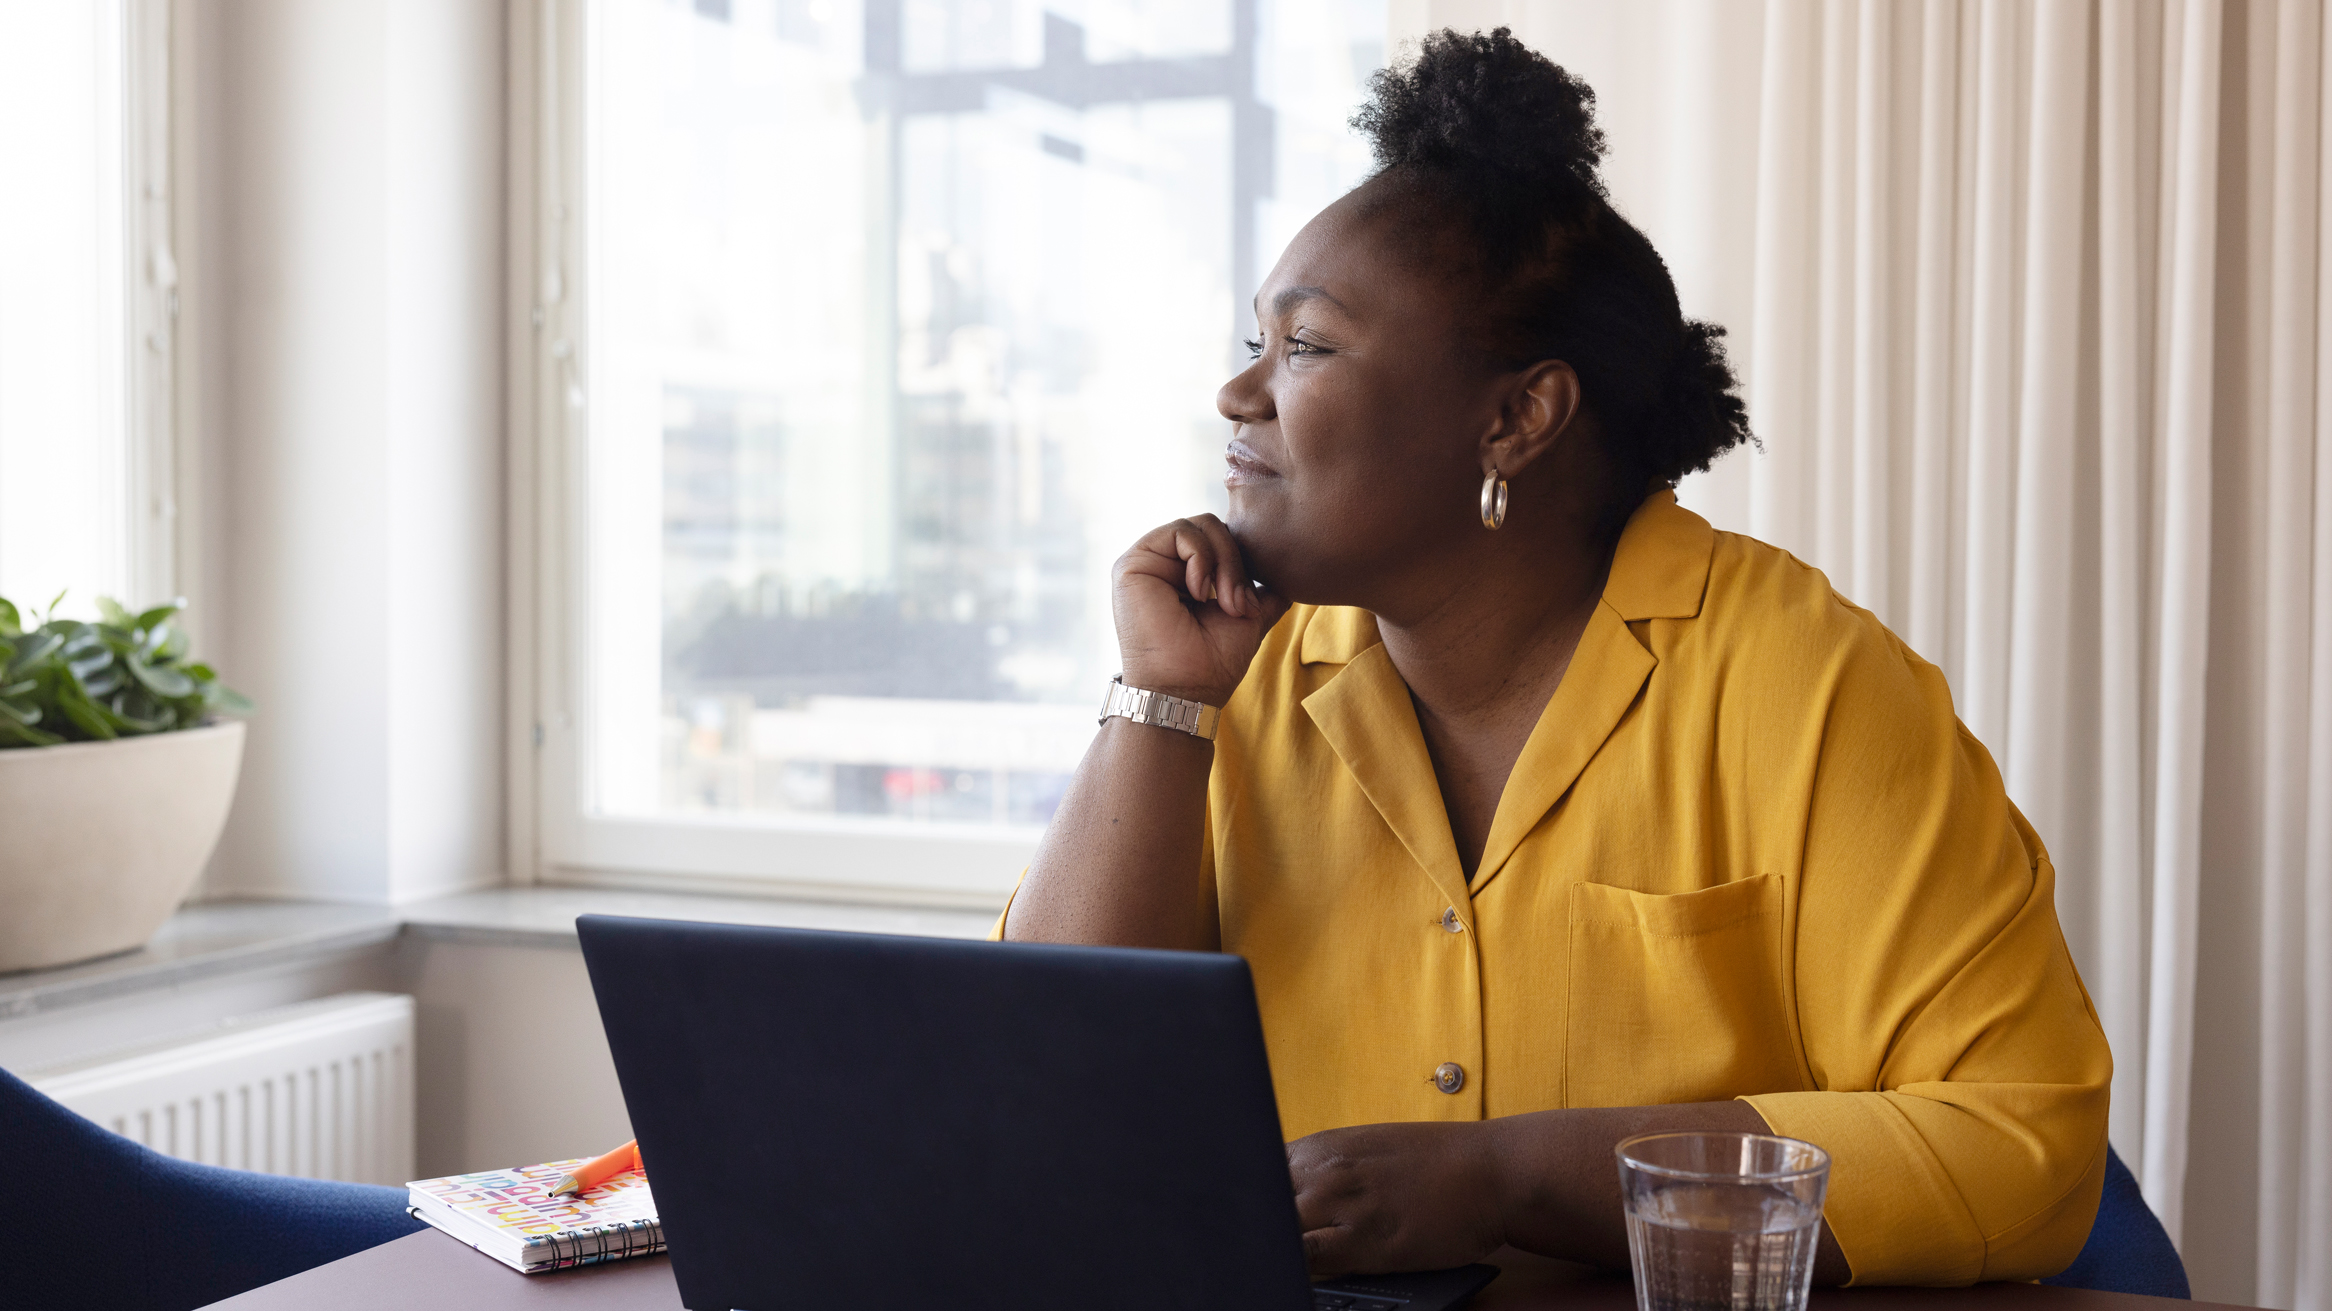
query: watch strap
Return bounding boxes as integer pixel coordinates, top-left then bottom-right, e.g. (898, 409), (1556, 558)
(1098, 675), (1220, 741)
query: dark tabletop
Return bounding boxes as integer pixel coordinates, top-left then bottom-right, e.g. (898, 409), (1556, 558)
(202, 1230), (2239, 1311)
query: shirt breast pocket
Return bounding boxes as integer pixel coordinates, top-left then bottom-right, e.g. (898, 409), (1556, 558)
(1564, 875), (1807, 1108)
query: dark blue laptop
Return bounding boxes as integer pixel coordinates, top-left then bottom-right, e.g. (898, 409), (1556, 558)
(577, 914), (1497, 1311)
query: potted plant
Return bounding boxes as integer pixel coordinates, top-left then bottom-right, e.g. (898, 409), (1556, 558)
(0, 594), (251, 973)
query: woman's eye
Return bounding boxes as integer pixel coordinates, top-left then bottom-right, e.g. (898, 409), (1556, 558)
(1244, 335), (1329, 359)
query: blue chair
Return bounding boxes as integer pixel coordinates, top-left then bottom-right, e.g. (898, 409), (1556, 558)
(4, 1064), (424, 1311)
(2040, 1144), (2191, 1298)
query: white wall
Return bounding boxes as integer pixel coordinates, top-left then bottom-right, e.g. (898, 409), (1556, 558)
(178, 0), (506, 905)
(404, 938), (633, 1177)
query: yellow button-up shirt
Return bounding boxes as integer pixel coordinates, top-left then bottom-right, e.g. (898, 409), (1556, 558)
(1020, 490), (2110, 1285)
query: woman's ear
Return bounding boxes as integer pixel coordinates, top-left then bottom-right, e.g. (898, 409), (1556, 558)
(1482, 359), (1581, 477)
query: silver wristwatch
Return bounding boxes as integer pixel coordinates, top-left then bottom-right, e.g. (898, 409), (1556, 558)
(1098, 675), (1221, 741)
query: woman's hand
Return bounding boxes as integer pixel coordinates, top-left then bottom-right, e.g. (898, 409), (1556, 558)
(1112, 513), (1290, 706)
(1286, 1121), (1508, 1277)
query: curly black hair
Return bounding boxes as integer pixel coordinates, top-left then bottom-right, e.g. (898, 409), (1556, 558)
(1351, 28), (1753, 500)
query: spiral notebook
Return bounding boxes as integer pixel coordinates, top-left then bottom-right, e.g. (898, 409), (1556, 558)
(406, 1157), (663, 1274)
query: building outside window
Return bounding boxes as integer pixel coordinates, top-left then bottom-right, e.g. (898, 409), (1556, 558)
(558, 0), (1385, 891)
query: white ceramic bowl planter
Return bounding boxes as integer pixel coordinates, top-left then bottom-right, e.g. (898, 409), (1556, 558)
(0, 720), (245, 973)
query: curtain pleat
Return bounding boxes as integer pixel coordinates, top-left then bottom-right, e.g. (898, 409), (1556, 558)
(2286, 4), (2332, 1305)
(2255, 4), (2320, 1302)
(2091, 0), (2155, 1193)
(1816, 0), (1858, 577)
(2142, 0), (2219, 1240)
(1850, 0), (1893, 616)
(2004, 0), (2087, 890)
(1962, 0), (2023, 753)
(1748, 0), (1820, 553)
(1909, 0), (1962, 663)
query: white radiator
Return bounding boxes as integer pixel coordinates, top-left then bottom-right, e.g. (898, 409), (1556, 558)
(27, 991), (416, 1186)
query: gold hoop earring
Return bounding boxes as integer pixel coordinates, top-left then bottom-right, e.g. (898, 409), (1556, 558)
(1479, 468), (1509, 530)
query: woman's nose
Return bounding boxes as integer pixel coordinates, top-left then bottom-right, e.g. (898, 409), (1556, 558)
(1217, 360), (1274, 425)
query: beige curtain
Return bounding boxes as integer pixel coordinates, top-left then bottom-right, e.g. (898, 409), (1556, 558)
(1395, 1), (2332, 1304)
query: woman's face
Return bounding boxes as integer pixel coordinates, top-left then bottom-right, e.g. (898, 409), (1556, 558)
(1217, 186), (1510, 610)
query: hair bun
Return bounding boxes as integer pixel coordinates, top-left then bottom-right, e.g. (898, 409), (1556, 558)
(1352, 27), (1607, 199)
(1344, 26), (1754, 495)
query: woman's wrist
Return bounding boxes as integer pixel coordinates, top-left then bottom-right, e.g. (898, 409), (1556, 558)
(1116, 668), (1236, 709)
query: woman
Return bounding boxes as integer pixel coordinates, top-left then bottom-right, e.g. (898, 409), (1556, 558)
(1002, 28), (2109, 1288)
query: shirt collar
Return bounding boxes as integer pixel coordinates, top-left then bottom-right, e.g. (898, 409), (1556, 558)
(1600, 488), (1715, 622)
(1296, 488), (1715, 665)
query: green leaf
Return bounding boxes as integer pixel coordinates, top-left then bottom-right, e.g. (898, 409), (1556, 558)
(109, 691), (169, 734)
(206, 683), (256, 714)
(66, 646), (114, 682)
(0, 718), (63, 748)
(5, 631), (61, 676)
(0, 597), (19, 637)
(127, 653), (195, 699)
(45, 588), (66, 619)
(0, 595), (242, 744)
(55, 684), (117, 739)
(133, 600), (183, 631)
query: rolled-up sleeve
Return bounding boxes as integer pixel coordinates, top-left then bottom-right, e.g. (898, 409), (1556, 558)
(1743, 628), (2111, 1285)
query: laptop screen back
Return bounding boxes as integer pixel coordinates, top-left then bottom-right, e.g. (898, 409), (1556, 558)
(577, 915), (1312, 1311)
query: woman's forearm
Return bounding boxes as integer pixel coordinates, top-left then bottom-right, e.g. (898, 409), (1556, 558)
(1484, 1102), (1851, 1284)
(1004, 512), (1280, 951)
(1000, 718), (1218, 951)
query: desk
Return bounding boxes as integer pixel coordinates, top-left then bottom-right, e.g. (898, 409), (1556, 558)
(204, 1231), (2232, 1311)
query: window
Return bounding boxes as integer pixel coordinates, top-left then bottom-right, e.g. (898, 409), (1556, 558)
(536, 0), (1385, 898)
(0, 1), (174, 614)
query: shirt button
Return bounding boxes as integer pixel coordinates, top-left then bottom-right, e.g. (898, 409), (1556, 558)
(1439, 907), (1464, 933)
(1433, 1062), (1465, 1094)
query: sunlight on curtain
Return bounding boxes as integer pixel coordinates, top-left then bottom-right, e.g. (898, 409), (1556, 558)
(1407, 1), (2331, 1305)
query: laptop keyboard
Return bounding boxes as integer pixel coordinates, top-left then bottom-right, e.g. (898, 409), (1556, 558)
(1312, 1294), (1405, 1310)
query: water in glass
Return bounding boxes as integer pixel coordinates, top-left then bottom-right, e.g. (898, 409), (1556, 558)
(1625, 1179), (1823, 1311)
(1617, 1132), (1830, 1311)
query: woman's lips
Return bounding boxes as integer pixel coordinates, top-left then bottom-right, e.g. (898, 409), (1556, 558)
(1225, 438), (1280, 486)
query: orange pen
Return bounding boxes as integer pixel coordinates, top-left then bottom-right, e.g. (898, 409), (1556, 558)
(544, 1138), (642, 1198)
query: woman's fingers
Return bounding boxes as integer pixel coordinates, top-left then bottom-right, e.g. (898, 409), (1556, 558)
(1114, 518), (1217, 604)
(1125, 515), (1255, 618)
(1180, 513), (1253, 617)
(1115, 520), (1205, 594)
(1108, 514), (1283, 706)
(1300, 1224), (1362, 1278)
(1171, 520), (1220, 606)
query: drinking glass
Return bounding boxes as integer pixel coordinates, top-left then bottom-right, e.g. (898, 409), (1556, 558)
(1615, 1132), (1831, 1311)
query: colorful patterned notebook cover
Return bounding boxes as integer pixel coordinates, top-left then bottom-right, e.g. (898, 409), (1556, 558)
(407, 1158), (662, 1273)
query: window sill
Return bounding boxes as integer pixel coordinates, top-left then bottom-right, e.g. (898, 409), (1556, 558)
(0, 885), (999, 1022)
